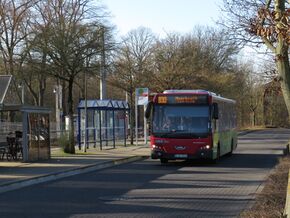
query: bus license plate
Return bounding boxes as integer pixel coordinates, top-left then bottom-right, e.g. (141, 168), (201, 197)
(174, 154), (188, 158)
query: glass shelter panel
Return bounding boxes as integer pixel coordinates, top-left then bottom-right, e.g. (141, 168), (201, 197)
(94, 110), (100, 142)
(87, 110), (95, 143)
(77, 99), (129, 149)
(28, 113), (50, 161)
(115, 111), (126, 139)
(80, 109), (85, 145)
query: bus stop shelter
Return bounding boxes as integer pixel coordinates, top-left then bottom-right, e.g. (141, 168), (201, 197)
(77, 99), (129, 150)
(0, 75), (51, 162)
(0, 104), (51, 162)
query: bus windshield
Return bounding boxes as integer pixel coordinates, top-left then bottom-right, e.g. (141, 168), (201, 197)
(152, 105), (210, 138)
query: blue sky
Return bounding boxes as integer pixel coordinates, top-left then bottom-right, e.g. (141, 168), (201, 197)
(100, 0), (223, 37)
(97, 0), (268, 72)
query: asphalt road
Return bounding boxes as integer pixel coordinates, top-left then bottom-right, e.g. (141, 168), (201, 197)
(0, 128), (289, 218)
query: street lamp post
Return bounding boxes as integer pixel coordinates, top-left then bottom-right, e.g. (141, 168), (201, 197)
(18, 81), (25, 104)
(99, 26), (106, 147)
(83, 69), (87, 152)
(54, 85), (62, 138)
(100, 26), (106, 100)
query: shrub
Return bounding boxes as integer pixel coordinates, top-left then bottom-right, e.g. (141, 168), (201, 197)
(57, 133), (71, 153)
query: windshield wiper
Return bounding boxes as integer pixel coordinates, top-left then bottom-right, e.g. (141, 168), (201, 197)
(153, 132), (170, 138)
(170, 129), (187, 132)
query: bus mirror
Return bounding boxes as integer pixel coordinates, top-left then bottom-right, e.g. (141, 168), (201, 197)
(213, 103), (219, 119)
(145, 102), (153, 119)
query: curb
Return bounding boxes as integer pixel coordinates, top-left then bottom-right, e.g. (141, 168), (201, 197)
(0, 155), (148, 194)
(284, 144), (290, 217)
(284, 169), (290, 217)
(238, 129), (259, 136)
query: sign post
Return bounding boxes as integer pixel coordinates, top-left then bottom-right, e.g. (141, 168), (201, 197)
(135, 91), (138, 146)
(135, 88), (149, 145)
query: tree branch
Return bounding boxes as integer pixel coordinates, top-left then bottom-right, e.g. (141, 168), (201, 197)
(262, 36), (276, 52)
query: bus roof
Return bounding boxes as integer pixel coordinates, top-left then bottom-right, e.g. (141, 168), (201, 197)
(159, 89), (236, 104)
(163, 89), (217, 95)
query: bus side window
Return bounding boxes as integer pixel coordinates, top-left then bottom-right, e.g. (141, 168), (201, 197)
(213, 103), (219, 119)
(212, 118), (217, 132)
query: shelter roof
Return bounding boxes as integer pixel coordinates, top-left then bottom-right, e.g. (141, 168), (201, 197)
(78, 99), (129, 110)
(0, 103), (51, 113)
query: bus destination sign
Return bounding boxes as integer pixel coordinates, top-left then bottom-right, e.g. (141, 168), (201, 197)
(157, 95), (208, 104)
(175, 96), (197, 103)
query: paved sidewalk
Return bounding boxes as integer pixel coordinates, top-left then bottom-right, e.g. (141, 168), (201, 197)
(0, 144), (150, 193)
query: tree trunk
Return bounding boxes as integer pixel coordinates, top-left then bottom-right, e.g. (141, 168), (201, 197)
(65, 78), (75, 154)
(38, 54), (47, 106)
(276, 19), (290, 123)
(62, 80), (67, 117)
(278, 53), (290, 123)
(275, 0), (290, 124)
(38, 76), (46, 106)
(24, 79), (38, 105)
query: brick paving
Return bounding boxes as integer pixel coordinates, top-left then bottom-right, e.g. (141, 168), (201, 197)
(0, 128), (289, 218)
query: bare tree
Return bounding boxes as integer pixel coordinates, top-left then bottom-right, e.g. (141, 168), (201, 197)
(152, 33), (190, 91)
(221, 0), (290, 121)
(151, 27), (239, 92)
(0, 0), (36, 102)
(17, 49), (49, 106)
(246, 77), (264, 126)
(32, 0), (109, 153)
(109, 27), (156, 144)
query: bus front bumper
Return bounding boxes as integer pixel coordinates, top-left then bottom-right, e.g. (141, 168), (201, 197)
(151, 149), (213, 160)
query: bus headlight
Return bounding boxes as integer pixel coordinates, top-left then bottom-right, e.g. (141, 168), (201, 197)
(200, 145), (211, 150)
(152, 144), (163, 150)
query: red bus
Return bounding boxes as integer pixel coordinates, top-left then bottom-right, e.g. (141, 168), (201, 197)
(145, 90), (237, 163)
